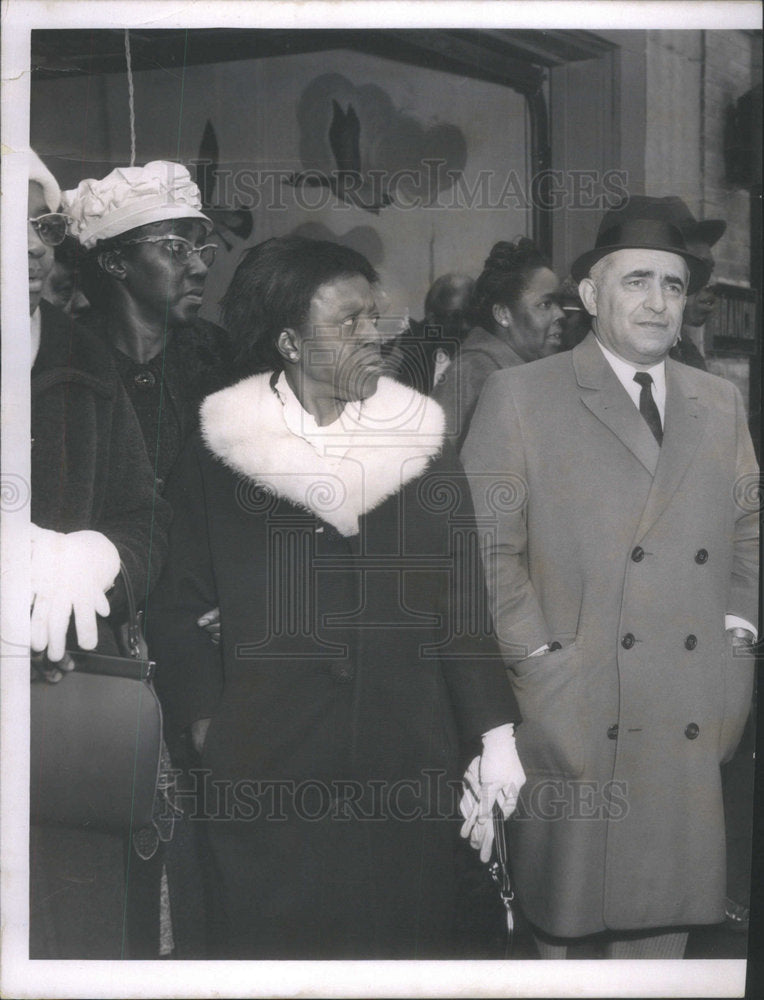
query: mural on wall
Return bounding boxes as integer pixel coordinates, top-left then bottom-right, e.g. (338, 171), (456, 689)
(196, 120), (254, 251)
(285, 73), (468, 215)
(193, 115), (386, 268)
(287, 221), (385, 267)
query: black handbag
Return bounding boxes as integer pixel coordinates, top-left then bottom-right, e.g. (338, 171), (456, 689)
(30, 564), (163, 831)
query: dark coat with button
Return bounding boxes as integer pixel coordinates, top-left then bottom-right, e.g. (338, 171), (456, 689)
(29, 301), (171, 961)
(31, 300), (170, 637)
(461, 332), (758, 937)
(146, 374), (519, 958)
(85, 312), (235, 489)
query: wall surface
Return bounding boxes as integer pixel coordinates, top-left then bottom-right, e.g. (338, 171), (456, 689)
(700, 29), (755, 284)
(32, 47), (531, 323)
(31, 30), (758, 315)
(644, 29), (753, 285)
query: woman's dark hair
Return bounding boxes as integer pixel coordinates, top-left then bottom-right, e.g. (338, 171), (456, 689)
(221, 236), (379, 374)
(472, 238), (550, 330)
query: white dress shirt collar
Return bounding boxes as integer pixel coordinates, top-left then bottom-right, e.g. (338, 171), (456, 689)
(594, 337), (667, 423)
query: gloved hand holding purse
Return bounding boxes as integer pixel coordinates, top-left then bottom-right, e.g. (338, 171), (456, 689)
(460, 723), (526, 862)
(30, 525), (120, 661)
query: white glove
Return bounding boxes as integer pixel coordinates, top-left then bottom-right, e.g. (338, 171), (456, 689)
(459, 723), (526, 862)
(30, 526), (120, 661)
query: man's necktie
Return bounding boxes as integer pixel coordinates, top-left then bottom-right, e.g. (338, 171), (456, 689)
(633, 371), (663, 445)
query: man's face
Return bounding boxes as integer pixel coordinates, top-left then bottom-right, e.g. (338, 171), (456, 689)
(43, 259), (91, 320)
(580, 249), (688, 367)
(683, 285), (718, 328)
(28, 182), (55, 316)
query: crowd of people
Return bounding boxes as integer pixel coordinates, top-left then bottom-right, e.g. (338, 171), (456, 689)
(25, 149), (757, 961)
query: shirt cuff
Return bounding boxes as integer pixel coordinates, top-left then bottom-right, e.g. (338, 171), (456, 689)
(725, 615), (757, 639)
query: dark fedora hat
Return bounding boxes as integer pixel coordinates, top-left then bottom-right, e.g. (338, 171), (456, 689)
(571, 196), (713, 294)
(654, 195), (726, 248)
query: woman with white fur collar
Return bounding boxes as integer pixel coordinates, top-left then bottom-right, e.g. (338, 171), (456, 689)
(147, 237), (524, 958)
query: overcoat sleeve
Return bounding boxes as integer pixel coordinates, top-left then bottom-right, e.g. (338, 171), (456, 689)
(145, 438), (224, 739)
(729, 385), (759, 629)
(423, 442), (521, 741)
(460, 371), (550, 664)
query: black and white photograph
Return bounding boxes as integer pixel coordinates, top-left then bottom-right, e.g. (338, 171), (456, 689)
(1, 1), (761, 997)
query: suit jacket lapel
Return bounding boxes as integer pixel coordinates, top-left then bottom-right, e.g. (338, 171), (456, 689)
(633, 360), (707, 543)
(574, 333), (660, 476)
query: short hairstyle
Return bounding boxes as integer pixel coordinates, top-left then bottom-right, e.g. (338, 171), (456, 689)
(424, 273), (474, 322)
(472, 238), (550, 329)
(221, 237), (379, 374)
(587, 256), (613, 285)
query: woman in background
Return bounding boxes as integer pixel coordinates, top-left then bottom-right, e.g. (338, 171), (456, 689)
(433, 238), (565, 450)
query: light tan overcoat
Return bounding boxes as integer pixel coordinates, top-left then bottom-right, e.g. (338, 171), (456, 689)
(462, 332), (758, 936)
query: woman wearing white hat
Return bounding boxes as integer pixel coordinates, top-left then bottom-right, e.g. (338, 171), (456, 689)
(61, 161), (234, 490)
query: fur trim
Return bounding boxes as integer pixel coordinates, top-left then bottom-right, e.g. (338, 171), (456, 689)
(201, 375), (445, 536)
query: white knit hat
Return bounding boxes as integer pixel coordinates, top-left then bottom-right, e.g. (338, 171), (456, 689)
(29, 150), (62, 212)
(61, 160), (212, 249)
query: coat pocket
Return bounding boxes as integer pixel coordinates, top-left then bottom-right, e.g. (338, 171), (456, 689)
(511, 641), (585, 778)
(718, 639), (755, 764)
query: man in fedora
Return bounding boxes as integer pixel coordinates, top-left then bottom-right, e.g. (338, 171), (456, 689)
(461, 196), (758, 958)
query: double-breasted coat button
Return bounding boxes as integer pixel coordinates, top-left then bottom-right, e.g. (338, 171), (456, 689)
(621, 633), (635, 649)
(133, 370), (156, 388)
(329, 662), (355, 684)
(684, 723), (700, 740)
(685, 634), (698, 650)
(631, 546), (645, 562)
(607, 724), (619, 740)
(695, 549), (708, 564)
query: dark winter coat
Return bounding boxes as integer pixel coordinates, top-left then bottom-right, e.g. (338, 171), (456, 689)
(147, 374), (519, 958)
(104, 316), (235, 489)
(29, 301), (171, 961)
(31, 300), (170, 636)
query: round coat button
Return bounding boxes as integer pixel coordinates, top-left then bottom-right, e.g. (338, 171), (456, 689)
(607, 724), (619, 740)
(621, 633), (635, 649)
(684, 723), (700, 740)
(329, 662), (355, 684)
(134, 370), (156, 388)
(631, 546), (645, 562)
(695, 549), (708, 564)
(684, 634), (698, 650)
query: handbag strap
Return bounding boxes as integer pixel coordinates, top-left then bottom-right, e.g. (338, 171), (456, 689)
(489, 802), (515, 949)
(119, 561), (144, 660)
